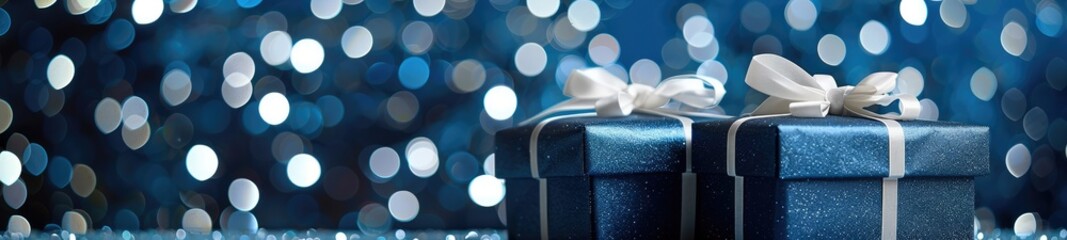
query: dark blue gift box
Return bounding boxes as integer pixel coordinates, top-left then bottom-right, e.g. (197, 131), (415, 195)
(692, 116), (989, 239)
(495, 114), (709, 239)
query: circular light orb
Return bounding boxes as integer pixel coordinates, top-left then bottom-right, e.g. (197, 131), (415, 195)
(221, 74), (254, 108)
(896, 67), (924, 96)
(483, 86), (517, 120)
(223, 52), (255, 86)
(899, 0), (927, 26)
(131, 0), (164, 25)
(483, 154), (496, 176)
(342, 26), (373, 59)
(398, 57), (430, 90)
(1037, 4), (1063, 37)
(630, 59), (662, 87)
(181, 208), (212, 235)
(121, 96), (150, 130)
(71, 164), (97, 197)
(1015, 213), (1038, 238)
(1002, 88), (1027, 121)
(527, 0), (559, 18)
(817, 34), (846, 66)
(36, 0), (57, 8)
(7, 215), (31, 237)
(1024, 107), (1049, 141)
(401, 21), (434, 55)
(47, 55), (75, 90)
(228, 178), (260, 211)
(370, 147), (401, 179)
(917, 99), (939, 121)
(185, 144), (218, 181)
(515, 43), (547, 77)
(940, 0), (967, 29)
(450, 59), (486, 93)
(259, 92), (290, 125)
(95, 98), (122, 133)
(784, 0), (817, 31)
(170, 0), (197, 13)
(1006, 143), (1031, 178)
(121, 121), (151, 150)
(291, 39), (325, 74)
(414, 0), (445, 17)
(161, 70), (192, 106)
(1000, 22), (1027, 57)
(859, 20), (890, 55)
(682, 16), (714, 48)
(970, 67), (997, 101)
(22, 143), (48, 176)
(697, 60), (728, 85)
(2, 179), (26, 209)
(0, 151), (19, 186)
(310, 0), (343, 20)
(468, 175), (505, 207)
(48, 157), (73, 188)
(62, 211), (88, 234)
(405, 137), (440, 178)
(260, 31), (293, 66)
(0, 99), (10, 134)
(588, 33), (620, 66)
(287, 153), (322, 188)
(388, 191), (420, 222)
(567, 0), (600, 32)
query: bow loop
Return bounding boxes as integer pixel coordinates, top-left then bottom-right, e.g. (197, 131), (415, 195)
(521, 67), (729, 125)
(745, 54), (923, 121)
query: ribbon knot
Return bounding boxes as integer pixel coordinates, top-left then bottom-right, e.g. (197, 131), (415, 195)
(520, 67), (728, 126)
(745, 54), (922, 120)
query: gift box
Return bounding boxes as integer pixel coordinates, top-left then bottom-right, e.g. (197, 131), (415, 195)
(692, 116), (989, 239)
(495, 114), (717, 239)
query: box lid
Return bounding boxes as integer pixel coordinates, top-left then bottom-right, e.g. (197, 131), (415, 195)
(692, 116), (989, 179)
(495, 114), (706, 178)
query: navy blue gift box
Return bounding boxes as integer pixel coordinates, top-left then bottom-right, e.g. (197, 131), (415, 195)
(692, 116), (989, 239)
(495, 114), (710, 239)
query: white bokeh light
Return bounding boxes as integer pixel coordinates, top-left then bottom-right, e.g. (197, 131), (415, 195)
(291, 39), (325, 74)
(1015, 213), (1038, 238)
(260, 31), (293, 66)
(940, 0), (967, 29)
(310, 0), (342, 20)
(47, 55), (75, 90)
(682, 16), (714, 48)
(287, 153), (321, 188)
(970, 67), (997, 101)
(388, 191), (420, 222)
(630, 59), (662, 87)
(259, 92), (290, 125)
(1006, 143), (1031, 178)
(784, 0), (817, 31)
(526, 0), (559, 18)
(468, 175), (505, 207)
(817, 34), (845, 66)
(94, 98), (121, 133)
(181, 208), (212, 235)
(413, 0), (445, 17)
(588, 34), (620, 66)
(342, 26), (374, 59)
(859, 20), (890, 55)
(370, 147), (401, 179)
(132, 0), (164, 25)
(406, 137), (440, 178)
(223, 52), (255, 86)
(567, 0), (600, 32)
(121, 96), (150, 130)
(185, 144), (218, 181)
(515, 43), (547, 77)
(0, 151), (21, 186)
(899, 0), (927, 26)
(896, 67), (924, 96)
(483, 86), (517, 120)
(161, 69), (192, 106)
(228, 178), (260, 211)
(1001, 22), (1027, 57)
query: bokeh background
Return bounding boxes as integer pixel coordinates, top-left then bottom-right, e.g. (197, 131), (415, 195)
(0, 0), (1064, 237)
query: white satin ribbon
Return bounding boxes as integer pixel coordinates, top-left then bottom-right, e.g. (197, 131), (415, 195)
(729, 54), (922, 240)
(524, 68), (729, 239)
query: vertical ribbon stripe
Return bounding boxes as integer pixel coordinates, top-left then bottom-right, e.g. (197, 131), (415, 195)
(873, 118), (906, 240)
(726, 114), (793, 240)
(529, 113), (596, 240)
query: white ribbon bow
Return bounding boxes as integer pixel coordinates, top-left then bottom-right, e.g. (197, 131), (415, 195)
(746, 54), (921, 120)
(520, 68), (728, 126)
